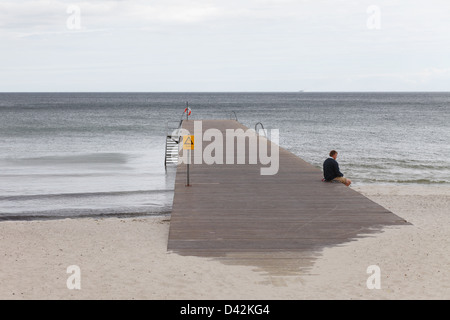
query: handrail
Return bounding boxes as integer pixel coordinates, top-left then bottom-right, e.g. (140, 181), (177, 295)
(166, 121), (182, 145)
(229, 111), (238, 121)
(178, 110), (185, 128)
(255, 122), (266, 137)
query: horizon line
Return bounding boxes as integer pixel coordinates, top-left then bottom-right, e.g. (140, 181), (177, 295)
(1, 90), (449, 94)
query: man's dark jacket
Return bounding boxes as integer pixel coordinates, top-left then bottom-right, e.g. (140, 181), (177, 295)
(323, 158), (344, 181)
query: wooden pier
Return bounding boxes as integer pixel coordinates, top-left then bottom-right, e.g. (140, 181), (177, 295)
(167, 120), (408, 273)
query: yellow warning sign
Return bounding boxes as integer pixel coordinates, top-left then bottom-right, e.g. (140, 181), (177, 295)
(183, 135), (194, 150)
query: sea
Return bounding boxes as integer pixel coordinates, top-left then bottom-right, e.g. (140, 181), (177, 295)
(1, 92), (449, 221)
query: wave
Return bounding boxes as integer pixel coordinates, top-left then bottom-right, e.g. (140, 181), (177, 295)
(0, 189), (174, 202)
(0, 209), (172, 222)
(0, 173), (122, 178)
(357, 178), (450, 185)
(1, 153), (130, 165)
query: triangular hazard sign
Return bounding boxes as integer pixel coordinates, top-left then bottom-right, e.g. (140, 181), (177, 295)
(183, 135), (194, 150)
(184, 136), (193, 146)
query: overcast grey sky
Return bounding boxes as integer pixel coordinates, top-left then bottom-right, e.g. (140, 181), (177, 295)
(1, 0), (449, 92)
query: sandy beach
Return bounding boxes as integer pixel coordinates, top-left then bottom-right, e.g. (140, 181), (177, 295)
(1, 185), (449, 300)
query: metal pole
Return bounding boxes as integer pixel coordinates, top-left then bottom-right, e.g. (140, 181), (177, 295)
(186, 101), (189, 121)
(186, 149), (190, 186)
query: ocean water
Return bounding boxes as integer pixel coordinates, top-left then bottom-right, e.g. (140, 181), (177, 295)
(1, 92), (449, 220)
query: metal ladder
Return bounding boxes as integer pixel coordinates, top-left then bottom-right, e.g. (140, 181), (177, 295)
(164, 121), (182, 167)
(255, 122), (267, 137)
(229, 111), (238, 121)
(165, 104), (192, 167)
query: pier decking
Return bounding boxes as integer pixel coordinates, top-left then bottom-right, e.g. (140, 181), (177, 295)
(167, 120), (408, 271)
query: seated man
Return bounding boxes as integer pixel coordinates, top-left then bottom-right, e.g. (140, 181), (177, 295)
(323, 150), (352, 186)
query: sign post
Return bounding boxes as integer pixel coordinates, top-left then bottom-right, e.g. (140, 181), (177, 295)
(183, 135), (194, 186)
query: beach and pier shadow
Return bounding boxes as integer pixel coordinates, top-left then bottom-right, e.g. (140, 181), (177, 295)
(0, 184), (449, 299)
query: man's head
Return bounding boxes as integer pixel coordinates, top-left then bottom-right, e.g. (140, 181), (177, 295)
(329, 150), (338, 160)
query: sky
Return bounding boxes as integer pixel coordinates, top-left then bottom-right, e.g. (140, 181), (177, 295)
(1, 0), (449, 92)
